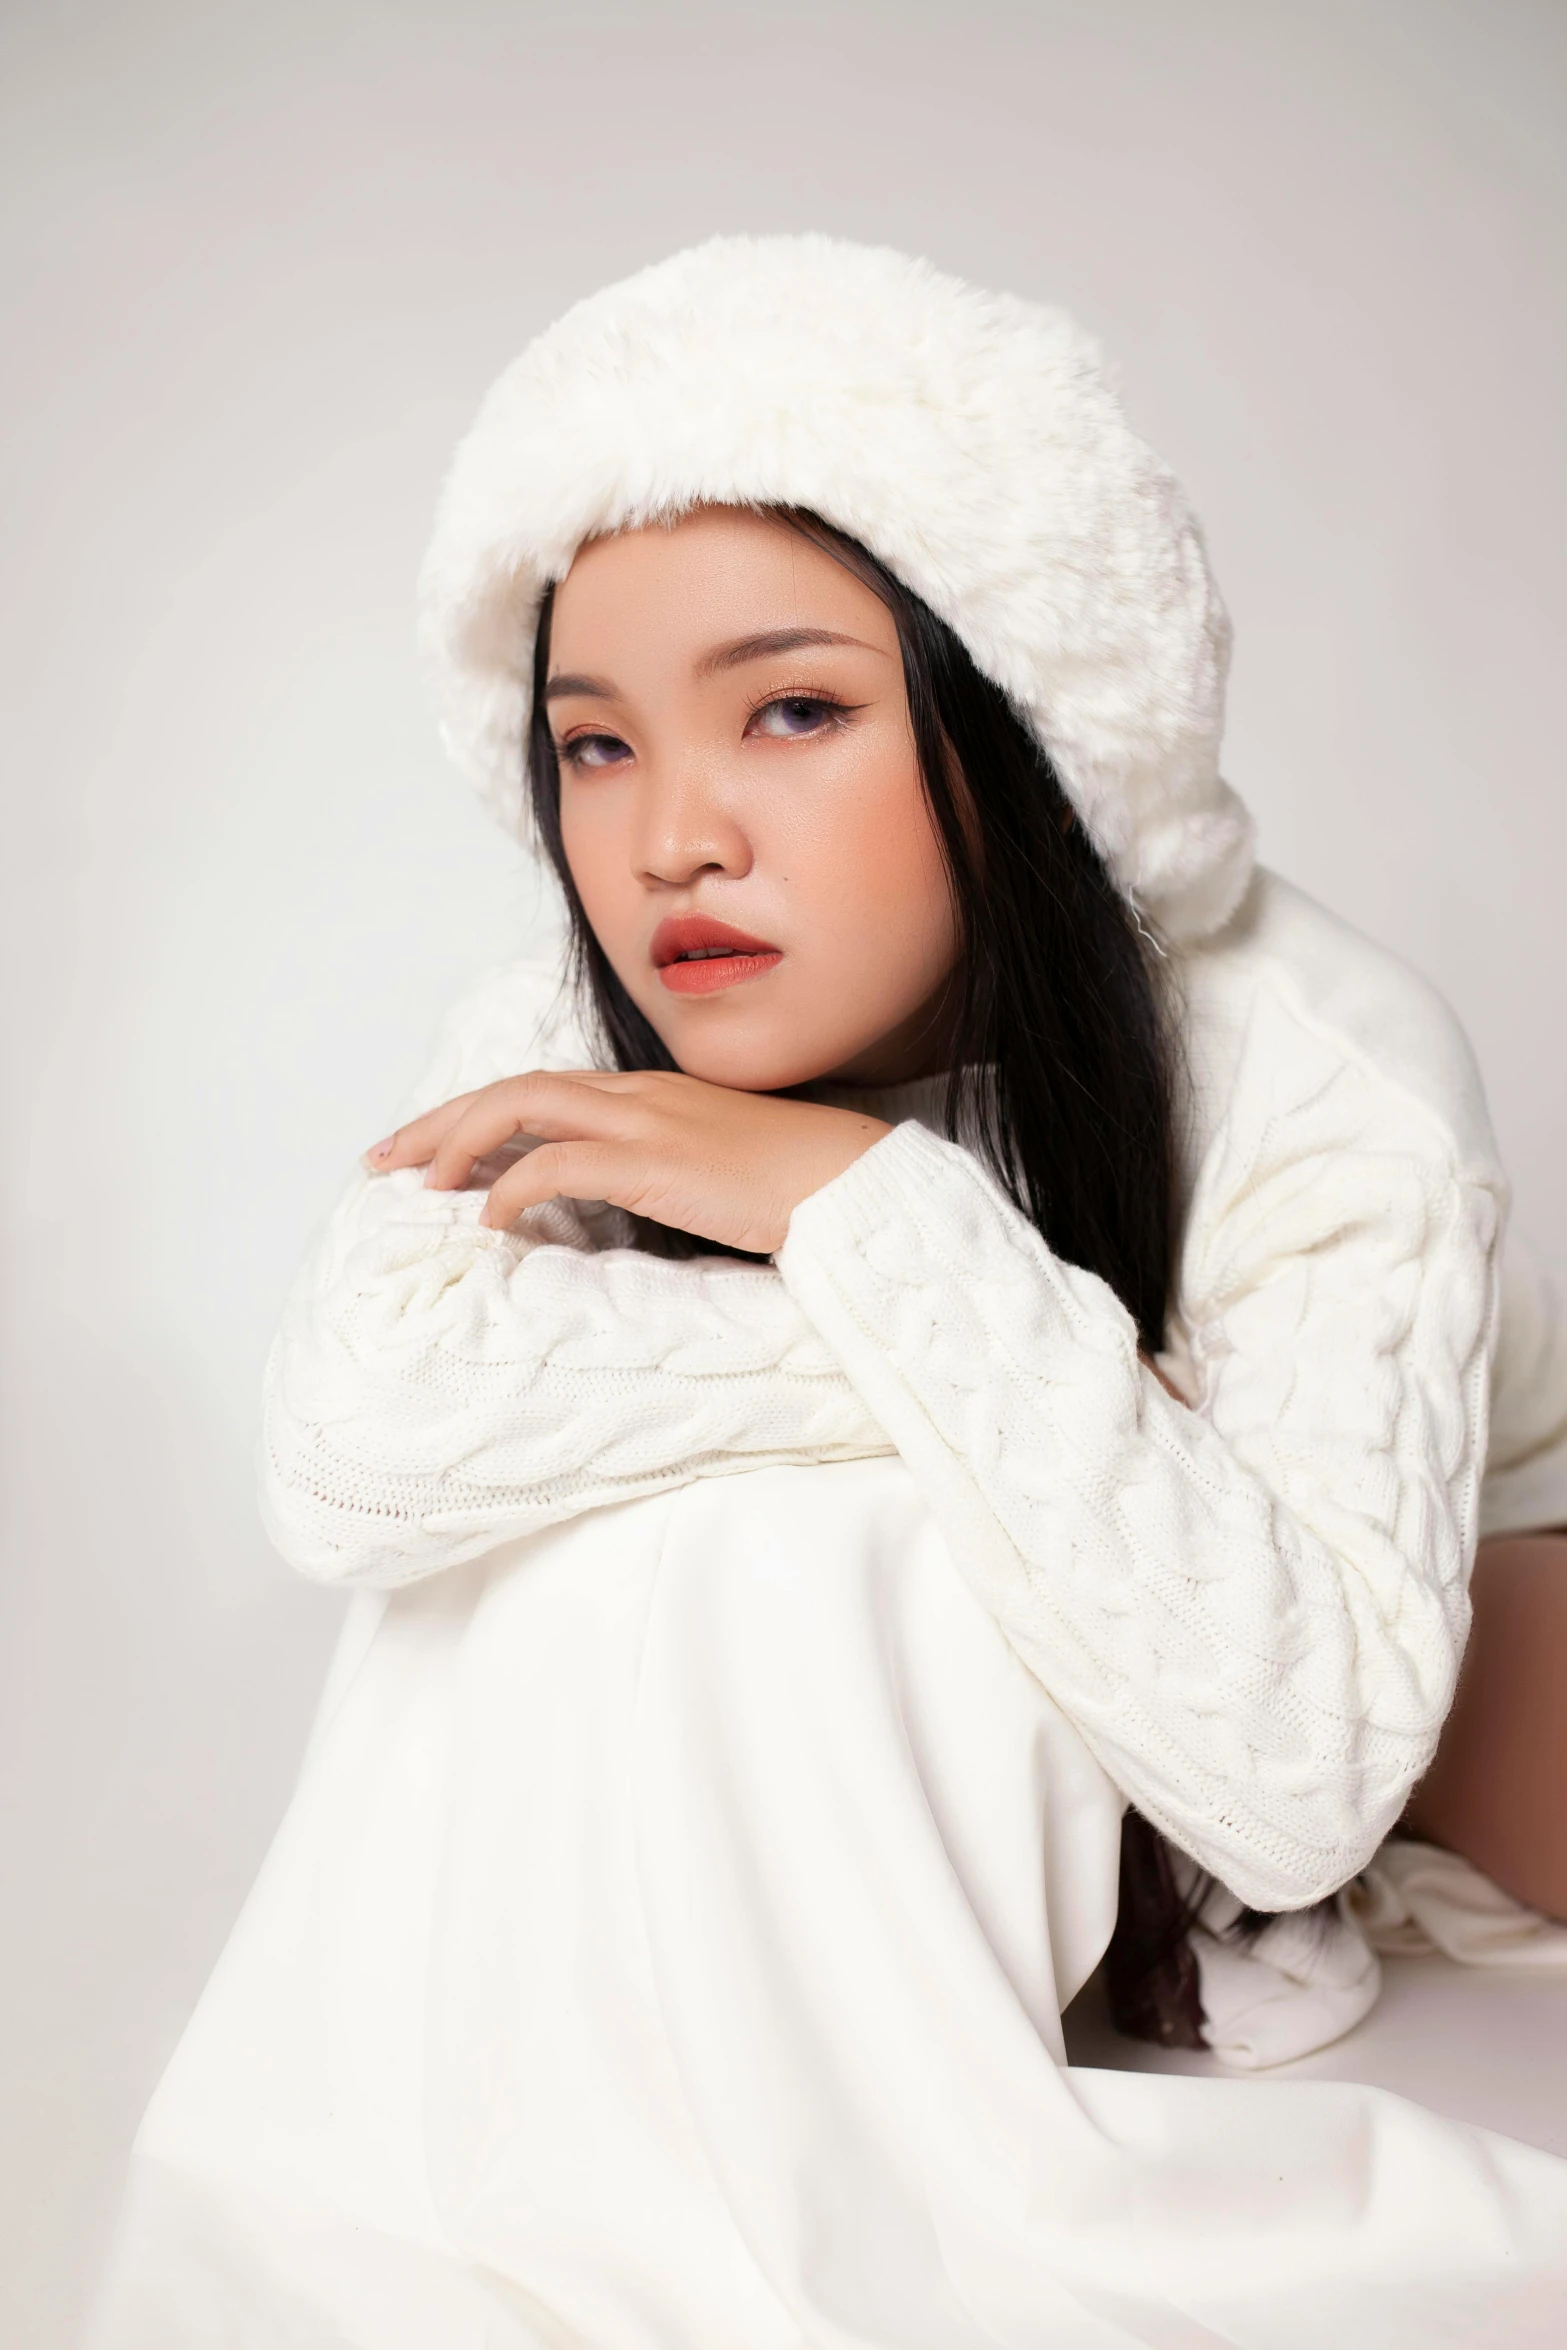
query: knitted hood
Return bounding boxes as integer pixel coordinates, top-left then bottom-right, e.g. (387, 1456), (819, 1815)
(419, 234), (1255, 943)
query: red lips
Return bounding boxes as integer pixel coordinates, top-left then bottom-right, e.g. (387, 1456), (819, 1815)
(650, 914), (783, 996)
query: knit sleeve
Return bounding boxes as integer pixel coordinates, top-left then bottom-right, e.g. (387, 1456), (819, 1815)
(775, 984), (1504, 1913)
(258, 966), (890, 1587)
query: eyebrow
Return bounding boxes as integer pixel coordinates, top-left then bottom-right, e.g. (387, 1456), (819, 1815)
(694, 626), (884, 677)
(541, 627), (884, 706)
(542, 671), (616, 703)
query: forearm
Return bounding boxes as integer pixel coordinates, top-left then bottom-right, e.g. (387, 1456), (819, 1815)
(779, 1119), (1499, 1910)
(261, 1166), (891, 1586)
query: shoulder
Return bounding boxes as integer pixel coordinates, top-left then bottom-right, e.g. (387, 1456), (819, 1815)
(399, 947), (602, 1116)
(446, 950), (596, 1067)
(1172, 868), (1503, 1190)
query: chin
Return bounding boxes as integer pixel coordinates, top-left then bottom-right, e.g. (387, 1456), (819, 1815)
(658, 1016), (837, 1095)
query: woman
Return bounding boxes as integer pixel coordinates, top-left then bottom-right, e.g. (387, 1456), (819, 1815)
(95, 236), (1567, 2345)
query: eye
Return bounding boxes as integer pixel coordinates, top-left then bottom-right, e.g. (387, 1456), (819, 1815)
(745, 694), (846, 741)
(557, 730), (632, 771)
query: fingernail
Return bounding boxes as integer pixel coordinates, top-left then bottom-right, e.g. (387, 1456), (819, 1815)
(362, 1138), (395, 1169)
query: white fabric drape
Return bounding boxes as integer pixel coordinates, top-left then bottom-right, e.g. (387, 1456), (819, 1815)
(95, 1461), (1567, 2345)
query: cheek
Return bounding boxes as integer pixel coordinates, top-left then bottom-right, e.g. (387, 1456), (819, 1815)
(785, 759), (957, 981)
(559, 787), (634, 944)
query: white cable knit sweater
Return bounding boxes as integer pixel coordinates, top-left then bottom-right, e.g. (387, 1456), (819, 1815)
(261, 870), (1567, 1914)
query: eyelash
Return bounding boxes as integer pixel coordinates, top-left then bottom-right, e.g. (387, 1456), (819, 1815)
(555, 731), (626, 769)
(554, 688), (857, 768)
(742, 685), (852, 725)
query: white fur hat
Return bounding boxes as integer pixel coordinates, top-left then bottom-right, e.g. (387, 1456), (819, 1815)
(419, 234), (1254, 942)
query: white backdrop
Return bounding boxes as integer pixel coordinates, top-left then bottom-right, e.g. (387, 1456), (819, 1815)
(2, 2), (1563, 2339)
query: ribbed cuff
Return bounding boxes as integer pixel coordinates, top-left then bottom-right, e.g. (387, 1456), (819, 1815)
(780, 1118), (972, 1268)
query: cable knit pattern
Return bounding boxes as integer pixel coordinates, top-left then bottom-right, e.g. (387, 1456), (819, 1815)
(261, 1176), (890, 1580)
(260, 876), (1547, 1909)
(259, 955), (891, 1581)
(777, 1075), (1497, 1910)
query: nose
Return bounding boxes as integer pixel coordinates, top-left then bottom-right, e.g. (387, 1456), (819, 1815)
(631, 751), (752, 891)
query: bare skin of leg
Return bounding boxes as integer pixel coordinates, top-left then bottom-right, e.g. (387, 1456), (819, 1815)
(1404, 1532), (1567, 1921)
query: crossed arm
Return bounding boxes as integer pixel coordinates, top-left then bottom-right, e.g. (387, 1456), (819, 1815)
(262, 973), (1502, 1912)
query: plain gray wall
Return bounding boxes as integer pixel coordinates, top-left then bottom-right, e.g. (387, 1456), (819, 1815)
(3, 1), (1563, 2339)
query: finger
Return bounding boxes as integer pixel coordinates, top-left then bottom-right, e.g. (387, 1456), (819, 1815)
(480, 1139), (636, 1228)
(538, 1068), (656, 1093)
(424, 1073), (654, 1193)
(363, 1091), (481, 1172)
(365, 1068), (682, 1173)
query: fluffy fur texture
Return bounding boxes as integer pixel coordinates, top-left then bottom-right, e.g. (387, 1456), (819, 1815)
(419, 234), (1255, 942)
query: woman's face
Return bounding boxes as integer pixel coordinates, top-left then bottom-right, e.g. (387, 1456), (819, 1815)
(546, 506), (961, 1093)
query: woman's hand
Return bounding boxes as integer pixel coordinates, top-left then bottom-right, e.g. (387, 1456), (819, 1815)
(364, 1071), (892, 1256)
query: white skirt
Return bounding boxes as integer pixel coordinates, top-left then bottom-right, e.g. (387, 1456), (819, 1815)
(92, 1458), (1567, 2347)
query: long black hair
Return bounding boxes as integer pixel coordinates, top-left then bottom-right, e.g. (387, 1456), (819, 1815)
(527, 509), (1208, 2046)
